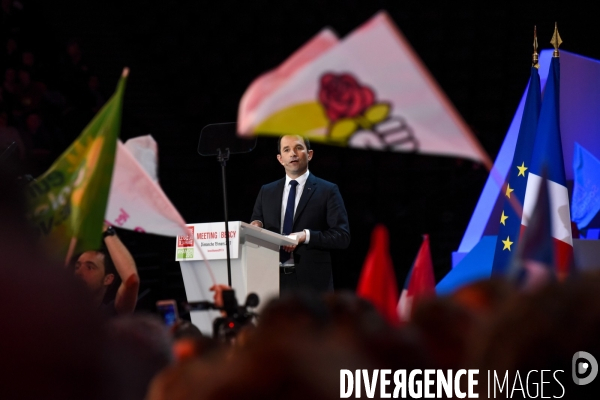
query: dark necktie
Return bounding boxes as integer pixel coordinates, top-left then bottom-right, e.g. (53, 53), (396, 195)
(280, 180), (299, 263)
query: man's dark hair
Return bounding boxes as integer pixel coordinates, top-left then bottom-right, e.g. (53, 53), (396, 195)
(97, 247), (120, 305)
(70, 249), (116, 278)
(171, 320), (203, 340)
(105, 314), (174, 400)
(277, 135), (311, 154)
(97, 247), (117, 277)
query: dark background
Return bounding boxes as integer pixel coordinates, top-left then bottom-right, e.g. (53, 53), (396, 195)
(7, 0), (595, 311)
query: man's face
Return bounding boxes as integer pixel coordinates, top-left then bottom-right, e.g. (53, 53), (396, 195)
(277, 135), (313, 178)
(74, 251), (114, 295)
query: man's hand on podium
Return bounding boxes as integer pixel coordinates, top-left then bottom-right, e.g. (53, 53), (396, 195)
(282, 231), (305, 252)
(250, 220), (263, 228)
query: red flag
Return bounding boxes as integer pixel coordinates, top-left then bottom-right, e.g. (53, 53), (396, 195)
(356, 225), (400, 326)
(398, 234), (436, 322)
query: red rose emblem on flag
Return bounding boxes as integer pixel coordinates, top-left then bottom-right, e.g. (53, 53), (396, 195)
(318, 73), (375, 121)
(316, 72), (410, 147)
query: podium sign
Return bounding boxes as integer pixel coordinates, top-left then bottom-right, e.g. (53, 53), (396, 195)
(177, 221), (297, 335)
(175, 222), (240, 261)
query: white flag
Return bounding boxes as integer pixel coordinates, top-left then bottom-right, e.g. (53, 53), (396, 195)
(238, 11), (486, 162)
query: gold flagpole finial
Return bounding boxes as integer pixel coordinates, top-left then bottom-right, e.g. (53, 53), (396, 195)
(533, 25), (539, 67)
(550, 22), (562, 58)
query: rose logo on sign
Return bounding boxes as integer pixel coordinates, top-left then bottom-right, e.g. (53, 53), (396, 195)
(178, 226), (194, 247)
(176, 226), (194, 259)
(318, 72), (417, 151)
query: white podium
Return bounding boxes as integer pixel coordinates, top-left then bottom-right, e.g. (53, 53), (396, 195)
(175, 221), (297, 335)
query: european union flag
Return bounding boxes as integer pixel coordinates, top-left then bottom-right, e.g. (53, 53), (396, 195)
(491, 66), (541, 275)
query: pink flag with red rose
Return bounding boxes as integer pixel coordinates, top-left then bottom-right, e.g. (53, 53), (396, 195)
(237, 11), (487, 162)
(104, 136), (189, 237)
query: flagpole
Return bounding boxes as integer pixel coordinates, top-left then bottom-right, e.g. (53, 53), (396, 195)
(192, 239), (217, 286)
(551, 22), (562, 58)
(532, 26), (539, 68)
(65, 237), (77, 266)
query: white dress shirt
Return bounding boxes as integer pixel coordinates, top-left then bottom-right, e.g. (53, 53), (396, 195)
(280, 170), (311, 265)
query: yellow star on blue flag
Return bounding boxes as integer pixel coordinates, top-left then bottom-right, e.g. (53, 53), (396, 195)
(502, 236), (513, 251)
(492, 62), (541, 275)
(500, 211), (508, 226)
(517, 162), (528, 176)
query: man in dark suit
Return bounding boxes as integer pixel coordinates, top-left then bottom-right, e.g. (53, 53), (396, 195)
(250, 135), (350, 292)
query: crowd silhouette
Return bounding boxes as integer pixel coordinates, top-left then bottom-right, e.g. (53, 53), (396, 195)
(1, 0), (105, 176)
(2, 169), (599, 399)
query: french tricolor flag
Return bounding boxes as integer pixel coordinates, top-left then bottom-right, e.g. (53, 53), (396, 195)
(522, 56), (573, 278)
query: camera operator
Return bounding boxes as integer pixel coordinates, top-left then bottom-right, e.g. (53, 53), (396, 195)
(209, 283), (231, 313)
(188, 284), (257, 343)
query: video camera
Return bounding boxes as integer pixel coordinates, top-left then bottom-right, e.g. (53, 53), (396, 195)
(184, 290), (259, 343)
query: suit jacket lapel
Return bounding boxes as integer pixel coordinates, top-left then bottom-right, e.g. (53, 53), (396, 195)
(274, 178), (286, 232)
(293, 174), (317, 225)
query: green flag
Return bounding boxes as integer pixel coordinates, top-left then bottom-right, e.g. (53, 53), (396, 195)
(27, 69), (128, 263)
